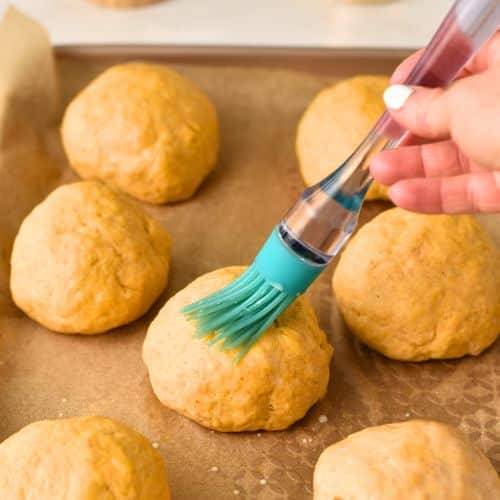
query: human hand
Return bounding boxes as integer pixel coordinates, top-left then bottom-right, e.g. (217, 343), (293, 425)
(370, 32), (500, 214)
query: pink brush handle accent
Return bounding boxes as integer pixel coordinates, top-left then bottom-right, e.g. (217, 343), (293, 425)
(282, 0), (500, 259)
(379, 0), (500, 141)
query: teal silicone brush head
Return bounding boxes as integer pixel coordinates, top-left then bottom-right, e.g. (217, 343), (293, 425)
(182, 264), (296, 361)
(182, 227), (326, 361)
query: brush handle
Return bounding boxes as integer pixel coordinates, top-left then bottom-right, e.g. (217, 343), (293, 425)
(375, 0), (500, 142)
(282, 0), (500, 263)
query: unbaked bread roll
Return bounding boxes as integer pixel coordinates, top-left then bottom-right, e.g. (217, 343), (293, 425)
(10, 181), (171, 334)
(61, 63), (219, 204)
(0, 416), (171, 499)
(296, 75), (390, 201)
(364, 179), (389, 201)
(314, 420), (500, 500)
(333, 208), (500, 361)
(143, 266), (333, 432)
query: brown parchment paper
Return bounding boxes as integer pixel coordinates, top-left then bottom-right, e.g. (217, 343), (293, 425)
(0, 9), (499, 500)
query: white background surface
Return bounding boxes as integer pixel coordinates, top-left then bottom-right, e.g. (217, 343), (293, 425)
(2, 0), (452, 49)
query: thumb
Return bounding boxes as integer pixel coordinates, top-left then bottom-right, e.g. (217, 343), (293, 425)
(383, 84), (451, 140)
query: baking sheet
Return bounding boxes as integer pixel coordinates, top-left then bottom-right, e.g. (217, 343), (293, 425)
(0, 12), (499, 500)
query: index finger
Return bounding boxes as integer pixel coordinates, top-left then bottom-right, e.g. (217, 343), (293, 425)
(389, 172), (500, 214)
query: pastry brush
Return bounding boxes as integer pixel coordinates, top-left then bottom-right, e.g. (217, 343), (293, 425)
(183, 0), (500, 360)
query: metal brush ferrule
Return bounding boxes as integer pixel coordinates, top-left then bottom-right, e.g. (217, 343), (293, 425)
(282, 128), (392, 261)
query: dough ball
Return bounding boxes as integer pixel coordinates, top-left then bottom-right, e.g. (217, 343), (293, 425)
(0, 416), (171, 499)
(313, 420), (500, 500)
(296, 75), (390, 201)
(61, 63), (219, 204)
(365, 180), (389, 201)
(333, 208), (500, 361)
(10, 181), (171, 334)
(143, 266), (333, 431)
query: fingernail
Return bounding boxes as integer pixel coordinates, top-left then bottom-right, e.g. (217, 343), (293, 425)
(384, 84), (415, 110)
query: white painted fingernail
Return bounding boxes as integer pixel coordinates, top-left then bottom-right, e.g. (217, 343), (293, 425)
(384, 84), (415, 110)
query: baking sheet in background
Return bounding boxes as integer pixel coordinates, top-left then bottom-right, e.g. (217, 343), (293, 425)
(0, 15), (499, 500)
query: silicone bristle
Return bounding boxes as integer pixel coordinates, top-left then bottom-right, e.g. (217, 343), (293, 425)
(181, 264), (295, 361)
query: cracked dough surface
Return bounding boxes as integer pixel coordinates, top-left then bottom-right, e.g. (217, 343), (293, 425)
(143, 266), (333, 432)
(0, 416), (171, 500)
(61, 63), (219, 204)
(296, 75), (390, 201)
(10, 181), (171, 334)
(333, 208), (500, 361)
(314, 420), (500, 500)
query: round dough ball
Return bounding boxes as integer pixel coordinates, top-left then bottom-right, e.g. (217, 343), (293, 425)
(314, 420), (500, 500)
(143, 266), (333, 431)
(61, 63), (219, 204)
(296, 75), (390, 201)
(10, 181), (171, 334)
(333, 208), (500, 361)
(0, 416), (171, 499)
(365, 180), (389, 201)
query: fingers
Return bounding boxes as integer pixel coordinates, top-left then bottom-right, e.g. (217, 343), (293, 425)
(388, 172), (500, 214)
(384, 69), (500, 170)
(370, 140), (482, 184)
(382, 31), (500, 215)
(383, 84), (451, 140)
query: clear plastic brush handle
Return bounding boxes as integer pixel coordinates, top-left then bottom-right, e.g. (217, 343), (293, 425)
(282, 0), (500, 263)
